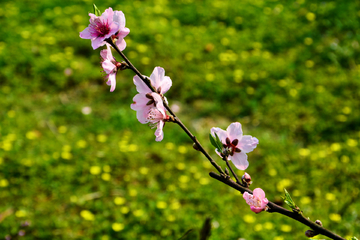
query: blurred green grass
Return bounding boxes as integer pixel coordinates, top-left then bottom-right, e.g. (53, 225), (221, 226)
(1, 0), (360, 239)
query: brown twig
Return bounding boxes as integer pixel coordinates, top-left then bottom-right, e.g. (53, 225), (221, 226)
(105, 38), (226, 176)
(209, 172), (346, 240)
(104, 37), (347, 240)
(223, 156), (242, 185)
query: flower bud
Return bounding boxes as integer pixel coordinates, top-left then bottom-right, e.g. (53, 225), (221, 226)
(118, 61), (128, 70)
(241, 172), (252, 186)
(305, 230), (318, 238)
(315, 220), (323, 226)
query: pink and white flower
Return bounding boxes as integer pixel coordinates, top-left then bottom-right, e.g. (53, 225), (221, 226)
(100, 44), (123, 92)
(130, 67), (172, 141)
(243, 188), (269, 213)
(132, 92), (169, 141)
(210, 122), (258, 170)
(146, 93), (169, 141)
(131, 67), (172, 123)
(80, 8), (129, 50)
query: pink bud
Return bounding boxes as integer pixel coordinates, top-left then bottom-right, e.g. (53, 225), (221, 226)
(241, 172), (252, 186)
(243, 188), (268, 213)
(315, 220), (323, 226)
(210, 122), (258, 171)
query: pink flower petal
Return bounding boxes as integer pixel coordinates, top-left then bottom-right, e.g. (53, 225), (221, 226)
(229, 151), (249, 170)
(105, 44), (115, 60)
(160, 76), (172, 94)
(211, 127), (227, 143)
(101, 45), (116, 72)
(155, 121), (164, 142)
(226, 122), (243, 140)
(91, 37), (106, 50)
(250, 206), (263, 213)
(88, 13), (97, 22)
(131, 96), (152, 124)
(102, 8), (114, 21)
(100, 49), (108, 60)
(148, 67), (172, 94)
(131, 94), (149, 111)
(136, 107), (151, 124)
(116, 38), (127, 51)
(107, 73), (116, 92)
(102, 60), (116, 74)
(117, 27), (130, 38)
(107, 22), (120, 37)
(113, 10), (126, 29)
(261, 198), (269, 209)
(151, 92), (166, 116)
(150, 67), (165, 89)
(238, 135), (258, 153)
(253, 188), (266, 199)
(243, 191), (251, 202)
(79, 27), (93, 39)
(133, 75), (150, 94)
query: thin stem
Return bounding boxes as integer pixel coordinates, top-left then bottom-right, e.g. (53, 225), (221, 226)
(223, 156), (241, 184)
(105, 38), (346, 240)
(209, 172), (346, 240)
(106, 39), (226, 176)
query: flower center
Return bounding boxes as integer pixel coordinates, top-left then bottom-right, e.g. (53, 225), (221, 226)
(146, 108), (169, 128)
(223, 137), (241, 156)
(247, 195), (261, 207)
(92, 18), (110, 37)
(147, 108), (164, 124)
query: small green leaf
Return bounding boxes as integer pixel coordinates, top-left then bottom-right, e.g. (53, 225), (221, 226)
(350, 237), (358, 240)
(209, 133), (218, 149)
(282, 189), (298, 210)
(214, 133), (223, 151)
(209, 133), (223, 153)
(93, 4), (102, 16)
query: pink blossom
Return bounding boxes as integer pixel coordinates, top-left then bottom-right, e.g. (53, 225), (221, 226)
(112, 11), (130, 51)
(100, 44), (122, 92)
(132, 93), (169, 141)
(130, 93), (153, 124)
(80, 8), (129, 50)
(131, 67), (172, 123)
(132, 67), (172, 96)
(147, 93), (169, 141)
(241, 172), (252, 186)
(210, 122), (258, 170)
(243, 188), (269, 213)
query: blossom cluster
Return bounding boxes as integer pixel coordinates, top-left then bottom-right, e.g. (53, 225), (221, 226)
(80, 7), (268, 214)
(210, 122), (268, 213)
(80, 7), (171, 141)
(130, 67), (172, 142)
(80, 8), (129, 51)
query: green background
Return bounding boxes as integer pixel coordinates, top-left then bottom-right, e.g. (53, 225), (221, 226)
(0, 0), (359, 239)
